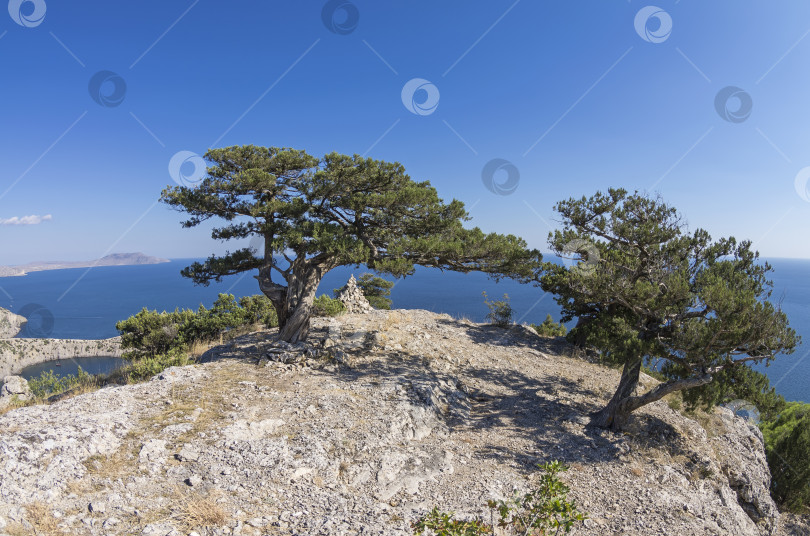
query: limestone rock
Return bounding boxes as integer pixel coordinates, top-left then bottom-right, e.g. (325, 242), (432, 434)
(335, 275), (373, 314)
(1, 375), (31, 400)
(0, 307), (26, 338)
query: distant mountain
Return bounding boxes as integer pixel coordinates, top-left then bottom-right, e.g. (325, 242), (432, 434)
(0, 253), (170, 277)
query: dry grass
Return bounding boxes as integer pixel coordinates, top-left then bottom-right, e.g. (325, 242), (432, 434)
(171, 487), (228, 530)
(23, 501), (62, 535)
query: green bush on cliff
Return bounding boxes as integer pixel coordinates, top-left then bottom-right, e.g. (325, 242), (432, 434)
(28, 367), (93, 398)
(482, 292), (512, 327)
(355, 273), (395, 310)
(125, 347), (195, 383)
(760, 402), (810, 512)
(531, 314), (567, 338)
(116, 293), (278, 360)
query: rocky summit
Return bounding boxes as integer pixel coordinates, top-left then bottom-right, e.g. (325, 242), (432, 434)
(0, 309), (807, 536)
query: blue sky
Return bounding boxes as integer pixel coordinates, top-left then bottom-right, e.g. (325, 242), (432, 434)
(3, 1), (810, 264)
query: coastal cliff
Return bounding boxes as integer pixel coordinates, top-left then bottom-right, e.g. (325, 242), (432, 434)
(0, 308), (26, 338)
(0, 309), (804, 535)
(0, 252), (169, 278)
(0, 337), (122, 378)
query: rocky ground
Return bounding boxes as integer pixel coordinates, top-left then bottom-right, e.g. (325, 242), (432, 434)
(0, 309), (807, 536)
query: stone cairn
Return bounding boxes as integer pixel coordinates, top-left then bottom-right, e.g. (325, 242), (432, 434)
(335, 275), (373, 314)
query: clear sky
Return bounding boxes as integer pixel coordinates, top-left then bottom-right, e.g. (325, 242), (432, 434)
(3, 1), (810, 264)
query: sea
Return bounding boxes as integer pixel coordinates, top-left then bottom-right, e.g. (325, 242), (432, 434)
(1, 258), (808, 404)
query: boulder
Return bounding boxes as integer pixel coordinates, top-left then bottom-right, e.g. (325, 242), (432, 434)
(1, 375), (31, 400)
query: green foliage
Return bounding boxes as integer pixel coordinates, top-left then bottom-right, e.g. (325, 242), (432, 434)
(413, 461), (585, 536)
(116, 294), (277, 359)
(488, 461), (586, 535)
(125, 347), (195, 383)
(540, 188), (798, 427)
(312, 295), (345, 317)
(681, 366), (786, 422)
(483, 291), (512, 327)
(28, 367), (93, 398)
(355, 273), (394, 309)
(532, 314), (567, 337)
(760, 402), (810, 512)
(412, 508), (492, 536)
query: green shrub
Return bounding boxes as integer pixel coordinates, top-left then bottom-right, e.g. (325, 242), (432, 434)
(28, 367), (93, 398)
(760, 402), (810, 512)
(313, 295), (345, 317)
(125, 347), (195, 383)
(489, 461), (586, 535)
(116, 294), (279, 360)
(483, 291), (512, 327)
(532, 314), (567, 337)
(413, 461), (585, 536)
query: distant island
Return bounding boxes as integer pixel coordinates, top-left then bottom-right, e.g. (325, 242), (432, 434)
(0, 252), (170, 277)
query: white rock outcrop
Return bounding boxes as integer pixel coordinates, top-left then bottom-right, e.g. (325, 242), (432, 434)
(335, 275), (373, 313)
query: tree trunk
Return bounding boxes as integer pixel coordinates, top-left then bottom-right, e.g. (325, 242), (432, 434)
(255, 269), (289, 330)
(276, 264), (325, 343)
(590, 358), (642, 430)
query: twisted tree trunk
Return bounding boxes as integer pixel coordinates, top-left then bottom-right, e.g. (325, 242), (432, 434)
(590, 358), (642, 430)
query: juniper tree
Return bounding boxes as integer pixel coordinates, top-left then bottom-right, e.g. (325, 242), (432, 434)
(540, 188), (798, 430)
(161, 146), (542, 342)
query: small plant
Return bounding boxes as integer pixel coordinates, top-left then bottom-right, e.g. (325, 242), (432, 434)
(531, 315), (567, 337)
(488, 461), (585, 535)
(412, 507), (492, 536)
(313, 295), (346, 317)
(413, 462), (585, 536)
(483, 291), (513, 327)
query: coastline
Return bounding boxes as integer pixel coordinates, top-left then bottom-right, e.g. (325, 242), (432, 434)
(0, 337), (122, 378)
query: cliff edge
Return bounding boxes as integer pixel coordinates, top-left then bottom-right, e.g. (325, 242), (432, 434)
(0, 308), (26, 338)
(0, 309), (802, 536)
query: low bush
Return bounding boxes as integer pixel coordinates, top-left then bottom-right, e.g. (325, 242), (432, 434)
(760, 402), (810, 512)
(116, 294), (278, 360)
(482, 291), (513, 328)
(355, 273), (394, 310)
(125, 347), (196, 383)
(313, 295), (345, 317)
(28, 367), (94, 398)
(413, 461), (585, 535)
(531, 314), (567, 337)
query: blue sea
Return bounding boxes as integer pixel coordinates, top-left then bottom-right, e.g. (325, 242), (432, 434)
(1, 258), (808, 403)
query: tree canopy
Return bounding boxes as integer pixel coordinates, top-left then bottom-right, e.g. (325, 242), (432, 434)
(540, 188), (798, 430)
(161, 146), (542, 342)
